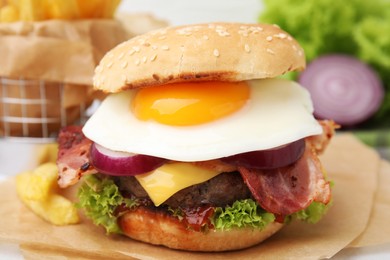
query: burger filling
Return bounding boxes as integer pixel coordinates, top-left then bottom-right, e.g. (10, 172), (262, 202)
(58, 120), (337, 234)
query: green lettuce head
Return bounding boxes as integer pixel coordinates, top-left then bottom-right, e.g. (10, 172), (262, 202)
(259, 0), (390, 126)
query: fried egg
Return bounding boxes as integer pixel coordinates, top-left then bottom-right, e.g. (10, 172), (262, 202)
(82, 78), (322, 161)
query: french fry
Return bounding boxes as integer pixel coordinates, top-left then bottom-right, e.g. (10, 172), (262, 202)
(100, 0), (121, 19)
(2, 0), (122, 21)
(0, 4), (19, 22)
(76, 0), (121, 19)
(76, 0), (103, 18)
(23, 193), (80, 225)
(6, 0), (20, 6)
(18, 0), (45, 21)
(37, 143), (58, 165)
(44, 0), (79, 20)
(16, 163), (58, 201)
(16, 162), (80, 225)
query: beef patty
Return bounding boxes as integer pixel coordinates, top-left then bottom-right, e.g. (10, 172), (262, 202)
(113, 172), (252, 208)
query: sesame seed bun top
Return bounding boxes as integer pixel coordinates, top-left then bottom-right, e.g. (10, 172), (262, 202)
(93, 23), (306, 93)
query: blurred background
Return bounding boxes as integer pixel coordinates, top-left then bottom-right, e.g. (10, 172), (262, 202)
(0, 2), (389, 258)
(0, 0), (389, 178)
(119, 0), (262, 25)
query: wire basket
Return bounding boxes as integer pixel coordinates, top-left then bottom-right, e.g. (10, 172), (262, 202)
(0, 77), (87, 143)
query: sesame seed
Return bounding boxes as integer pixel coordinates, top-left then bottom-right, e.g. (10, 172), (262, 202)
(161, 45), (170, 51)
(213, 49), (220, 57)
(244, 44), (251, 53)
(152, 45), (158, 50)
(298, 50), (303, 56)
(143, 42), (151, 47)
(133, 46), (140, 52)
(128, 49), (135, 56)
(142, 56), (147, 63)
(249, 26), (263, 33)
(135, 59), (140, 65)
(266, 48), (275, 54)
(216, 29), (227, 33)
(121, 61), (128, 69)
(106, 62), (113, 68)
(150, 54), (157, 61)
(266, 36), (273, 41)
(118, 52), (125, 60)
(287, 36), (293, 41)
(217, 30), (230, 37)
(292, 45), (297, 50)
(277, 33), (287, 39)
(107, 52), (114, 58)
(176, 28), (192, 36)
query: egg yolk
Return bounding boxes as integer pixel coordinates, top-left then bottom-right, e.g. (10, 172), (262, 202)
(132, 81), (250, 126)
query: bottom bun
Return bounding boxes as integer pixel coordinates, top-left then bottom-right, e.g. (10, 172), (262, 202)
(118, 207), (284, 252)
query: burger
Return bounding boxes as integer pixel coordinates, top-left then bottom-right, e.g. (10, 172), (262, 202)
(57, 23), (337, 252)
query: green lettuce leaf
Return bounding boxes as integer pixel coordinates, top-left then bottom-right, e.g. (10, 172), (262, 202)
(213, 199), (275, 230)
(77, 174), (138, 234)
(292, 201), (332, 224)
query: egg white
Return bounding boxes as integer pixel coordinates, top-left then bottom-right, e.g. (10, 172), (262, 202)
(83, 78), (322, 161)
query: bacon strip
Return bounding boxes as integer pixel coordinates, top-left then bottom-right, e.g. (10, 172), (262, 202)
(239, 143), (331, 217)
(307, 120), (339, 154)
(192, 159), (237, 173)
(57, 126), (97, 188)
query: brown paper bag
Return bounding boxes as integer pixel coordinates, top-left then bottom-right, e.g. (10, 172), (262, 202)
(0, 20), (129, 84)
(0, 19), (129, 138)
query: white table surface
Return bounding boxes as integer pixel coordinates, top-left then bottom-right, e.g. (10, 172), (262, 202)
(1, 0), (390, 258)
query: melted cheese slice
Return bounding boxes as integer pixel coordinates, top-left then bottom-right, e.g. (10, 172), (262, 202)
(135, 163), (221, 206)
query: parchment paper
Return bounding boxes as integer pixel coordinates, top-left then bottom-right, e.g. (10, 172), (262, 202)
(349, 160), (390, 247)
(0, 134), (386, 259)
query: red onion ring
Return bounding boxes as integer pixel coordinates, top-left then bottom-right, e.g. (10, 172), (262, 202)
(299, 54), (384, 126)
(220, 139), (305, 169)
(90, 143), (167, 176)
